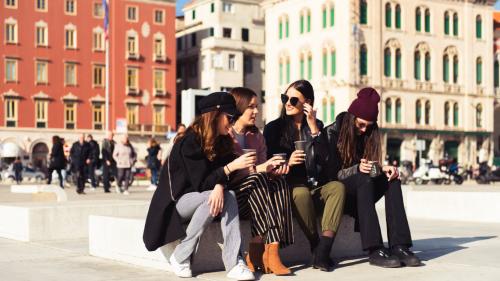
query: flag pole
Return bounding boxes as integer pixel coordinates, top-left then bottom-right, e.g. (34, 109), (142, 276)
(104, 0), (110, 133)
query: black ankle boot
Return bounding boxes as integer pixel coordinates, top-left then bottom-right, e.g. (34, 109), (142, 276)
(312, 236), (335, 272)
(368, 247), (401, 268)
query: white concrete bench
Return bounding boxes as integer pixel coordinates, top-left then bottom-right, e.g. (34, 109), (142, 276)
(89, 215), (366, 273)
(0, 200), (149, 241)
(11, 184), (68, 202)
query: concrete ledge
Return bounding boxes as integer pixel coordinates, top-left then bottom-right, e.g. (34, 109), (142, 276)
(89, 215), (365, 273)
(11, 184), (68, 202)
(0, 201), (149, 241)
(406, 188), (500, 223)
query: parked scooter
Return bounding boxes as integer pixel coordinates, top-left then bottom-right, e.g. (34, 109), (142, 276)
(476, 162), (500, 184)
(412, 160), (449, 185)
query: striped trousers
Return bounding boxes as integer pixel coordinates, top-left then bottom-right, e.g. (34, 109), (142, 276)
(232, 173), (294, 246)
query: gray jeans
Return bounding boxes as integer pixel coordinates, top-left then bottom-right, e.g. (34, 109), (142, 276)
(173, 190), (242, 271)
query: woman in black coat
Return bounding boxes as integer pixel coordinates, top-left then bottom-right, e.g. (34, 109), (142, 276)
(47, 135), (66, 188)
(143, 92), (255, 280)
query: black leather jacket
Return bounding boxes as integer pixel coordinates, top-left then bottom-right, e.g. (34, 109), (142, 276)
(264, 117), (328, 188)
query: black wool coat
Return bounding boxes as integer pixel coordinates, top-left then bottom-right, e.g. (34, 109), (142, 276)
(49, 141), (66, 169)
(143, 131), (235, 252)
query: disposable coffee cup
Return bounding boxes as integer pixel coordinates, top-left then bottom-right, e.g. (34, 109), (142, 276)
(294, 141), (307, 151)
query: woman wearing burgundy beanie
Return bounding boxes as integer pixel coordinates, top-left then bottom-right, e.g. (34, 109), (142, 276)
(320, 87), (422, 268)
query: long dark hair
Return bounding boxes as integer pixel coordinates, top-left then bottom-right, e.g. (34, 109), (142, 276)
(230, 87), (258, 133)
(279, 80), (315, 149)
(177, 111), (233, 161)
(337, 112), (382, 168)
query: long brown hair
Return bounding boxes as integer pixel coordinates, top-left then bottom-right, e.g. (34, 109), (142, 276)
(230, 87), (258, 133)
(337, 112), (381, 168)
(176, 111), (233, 161)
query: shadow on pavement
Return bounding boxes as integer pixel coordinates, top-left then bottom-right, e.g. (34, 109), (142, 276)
(413, 236), (497, 261)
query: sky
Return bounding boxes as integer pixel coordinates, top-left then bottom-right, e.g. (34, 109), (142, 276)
(176, 0), (500, 16)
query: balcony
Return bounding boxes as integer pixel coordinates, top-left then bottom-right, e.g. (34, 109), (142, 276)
(495, 88), (500, 98)
(154, 54), (166, 63)
(126, 52), (140, 60)
(127, 124), (171, 136)
(154, 89), (165, 97)
(383, 78), (404, 89)
(444, 84), (461, 94)
(415, 81), (433, 91)
(476, 86), (484, 95)
(126, 87), (140, 96)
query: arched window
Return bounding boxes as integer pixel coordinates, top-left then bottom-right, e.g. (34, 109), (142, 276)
(395, 4), (401, 29)
(476, 57), (482, 85)
(360, 0), (368, 24)
(494, 60), (499, 88)
(444, 11), (450, 35)
(424, 9), (430, 33)
(453, 13), (458, 36)
(425, 52), (431, 81)
(476, 15), (482, 39)
(476, 104), (482, 128)
(444, 102), (450, 126)
(414, 51), (421, 80)
(415, 8), (421, 32)
(322, 3), (335, 28)
(307, 52), (313, 80)
(453, 55), (459, 83)
(285, 16), (289, 38)
(330, 5), (335, 27)
(300, 53), (305, 79)
(395, 98), (402, 123)
(322, 97), (328, 122)
(453, 102), (459, 127)
(331, 49), (336, 76)
(286, 57), (290, 83)
(300, 10), (311, 34)
(360, 44), (368, 75)
(416, 100), (422, 124)
(385, 3), (392, 28)
(279, 57), (284, 85)
(330, 97), (336, 121)
(384, 47), (391, 77)
(395, 48), (402, 79)
(322, 49), (328, 76)
(385, 98), (392, 123)
(425, 100), (431, 125)
(443, 54), (449, 83)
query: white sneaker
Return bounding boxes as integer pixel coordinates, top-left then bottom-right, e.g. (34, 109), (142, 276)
(169, 254), (192, 278)
(123, 190), (130, 195)
(227, 257), (255, 281)
(146, 184), (157, 191)
(115, 186), (121, 193)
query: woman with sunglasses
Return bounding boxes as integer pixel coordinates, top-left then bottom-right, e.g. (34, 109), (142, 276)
(263, 80), (345, 272)
(143, 92), (255, 280)
(228, 87), (294, 276)
(320, 88), (421, 268)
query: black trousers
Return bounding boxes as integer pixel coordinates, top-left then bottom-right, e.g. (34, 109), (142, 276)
(86, 163), (97, 188)
(102, 163), (115, 191)
(74, 166), (86, 193)
(47, 167), (64, 188)
(342, 173), (412, 251)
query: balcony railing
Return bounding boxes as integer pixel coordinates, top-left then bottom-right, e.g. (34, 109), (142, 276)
(127, 124), (171, 136)
(415, 81), (432, 91)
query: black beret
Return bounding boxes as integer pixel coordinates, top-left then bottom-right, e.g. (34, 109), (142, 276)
(197, 92), (239, 116)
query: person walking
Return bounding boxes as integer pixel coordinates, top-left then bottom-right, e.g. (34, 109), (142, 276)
(13, 157), (23, 184)
(228, 87), (294, 275)
(86, 134), (100, 190)
(146, 138), (162, 189)
(70, 134), (91, 194)
(143, 92), (254, 280)
(321, 87), (422, 268)
(113, 135), (136, 195)
(47, 135), (66, 188)
(263, 80), (345, 271)
(101, 131), (115, 193)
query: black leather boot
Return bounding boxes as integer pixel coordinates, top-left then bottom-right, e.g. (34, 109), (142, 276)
(368, 247), (401, 268)
(391, 245), (422, 267)
(312, 236), (335, 272)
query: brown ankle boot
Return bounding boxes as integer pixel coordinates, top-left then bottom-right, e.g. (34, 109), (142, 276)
(262, 243), (291, 275)
(245, 242), (264, 272)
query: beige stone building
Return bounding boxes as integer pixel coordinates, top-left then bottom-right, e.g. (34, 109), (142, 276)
(263, 0), (496, 167)
(176, 0), (266, 126)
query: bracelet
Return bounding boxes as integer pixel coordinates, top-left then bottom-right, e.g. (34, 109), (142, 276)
(225, 165), (232, 174)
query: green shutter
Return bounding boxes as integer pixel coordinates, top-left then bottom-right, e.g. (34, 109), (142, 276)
(279, 62), (283, 85)
(331, 51), (336, 76)
(322, 53), (327, 76)
(453, 103), (459, 127)
(414, 52), (421, 80)
(300, 15), (304, 34)
(476, 59), (482, 85)
(444, 13), (450, 35)
(322, 9), (327, 28)
(395, 5), (401, 29)
(192, 10), (196, 20)
(453, 56), (458, 83)
(386, 100), (392, 123)
(384, 49), (391, 77)
(307, 56), (312, 80)
(286, 20), (289, 38)
(444, 103), (450, 126)
(425, 10), (430, 33)
(360, 47), (367, 75)
(322, 102), (327, 122)
(443, 55), (449, 83)
(416, 9), (421, 32)
(360, 0), (367, 24)
(300, 58), (304, 79)
(425, 53), (431, 81)
(495, 61), (499, 88)
(385, 4), (392, 28)
(476, 16), (482, 39)
(396, 100), (402, 123)
(279, 22), (283, 39)
(416, 101), (422, 124)
(396, 50), (402, 79)
(453, 14), (458, 36)
(307, 14), (311, 32)
(211, 3), (215, 13)
(286, 60), (290, 83)
(330, 7), (334, 27)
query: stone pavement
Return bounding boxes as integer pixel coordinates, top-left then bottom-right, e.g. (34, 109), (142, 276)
(0, 183), (499, 281)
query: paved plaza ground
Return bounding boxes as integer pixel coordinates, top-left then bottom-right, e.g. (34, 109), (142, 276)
(0, 182), (499, 281)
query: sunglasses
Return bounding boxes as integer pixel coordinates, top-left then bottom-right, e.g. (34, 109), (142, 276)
(281, 94), (301, 107)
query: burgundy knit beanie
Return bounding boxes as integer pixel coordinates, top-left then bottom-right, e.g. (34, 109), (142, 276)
(348, 87), (381, 121)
